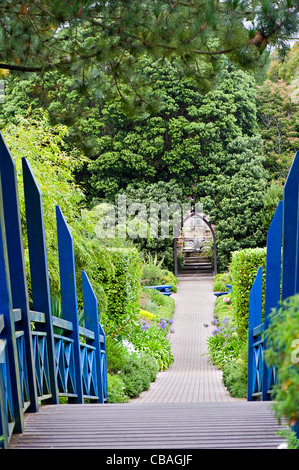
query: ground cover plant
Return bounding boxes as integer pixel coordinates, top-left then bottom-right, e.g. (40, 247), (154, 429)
(206, 292), (248, 398)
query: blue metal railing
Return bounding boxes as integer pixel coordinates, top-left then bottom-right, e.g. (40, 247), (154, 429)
(0, 134), (108, 449)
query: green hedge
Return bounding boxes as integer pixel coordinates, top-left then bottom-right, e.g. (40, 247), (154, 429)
(97, 247), (142, 321)
(231, 247), (267, 339)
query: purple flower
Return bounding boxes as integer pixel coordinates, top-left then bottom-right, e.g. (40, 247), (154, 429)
(170, 329), (175, 334)
(203, 323), (209, 328)
(212, 327), (222, 336)
(141, 321), (149, 331)
(167, 318), (173, 324)
(211, 318), (219, 325)
(159, 319), (167, 330)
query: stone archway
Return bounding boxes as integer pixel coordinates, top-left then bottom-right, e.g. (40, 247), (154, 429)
(173, 210), (217, 277)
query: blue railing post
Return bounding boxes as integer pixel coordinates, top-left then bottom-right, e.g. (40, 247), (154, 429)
(82, 270), (105, 403)
(0, 183), (24, 437)
(262, 201), (283, 400)
(282, 151), (299, 300)
(22, 158), (59, 404)
(0, 336), (9, 449)
(56, 206), (84, 403)
(0, 133), (38, 414)
(247, 266), (263, 401)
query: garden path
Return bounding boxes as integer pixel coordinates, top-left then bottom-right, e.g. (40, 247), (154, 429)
(132, 277), (242, 403)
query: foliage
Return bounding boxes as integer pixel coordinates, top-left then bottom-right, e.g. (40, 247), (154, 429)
(267, 42), (299, 84)
(139, 287), (175, 323)
(118, 352), (159, 398)
(141, 263), (178, 293)
(97, 247), (142, 325)
(131, 327), (174, 371)
(277, 427), (299, 450)
(106, 336), (159, 401)
(2, 60), (271, 273)
(107, 373), (130, 403)
(256, 79), (299, 181)
(231, 247), (267, 339)
(0, 1), (297, 91)
(265, 295), (299, 428)
(213, 294), (233, 322)
(204, 312), (243, 369)
(222, 341), (248, 398)
(213, 272), (232, 293)
(260, 181), (284, 230)
(2, 114), (112, 310)
(208, 294), (248, 398)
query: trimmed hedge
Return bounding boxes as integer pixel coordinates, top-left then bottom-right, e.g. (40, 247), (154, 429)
(231, 247), (267, 339)
(97, 247), (142, 321)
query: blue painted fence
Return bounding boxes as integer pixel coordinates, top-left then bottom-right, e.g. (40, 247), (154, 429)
(0, 134), (108, 449)
(247, 152), (299, 416)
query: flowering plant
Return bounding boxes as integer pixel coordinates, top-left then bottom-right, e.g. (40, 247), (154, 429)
(204, 316), (242, 368)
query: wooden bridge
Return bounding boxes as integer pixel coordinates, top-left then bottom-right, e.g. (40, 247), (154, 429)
(9, 279), (285, 450)
(0, 133), (298, 450)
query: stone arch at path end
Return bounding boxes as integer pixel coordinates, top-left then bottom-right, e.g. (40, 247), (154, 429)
(173, 210), (217, 277)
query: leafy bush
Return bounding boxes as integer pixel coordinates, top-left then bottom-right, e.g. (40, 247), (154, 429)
(213, 272), (232, 292)
(98, 247), (142, 323)
(213, 294), (233, 322)
(204, 315), (243, 369)
(265, 295), (299, 432)
(130, 324), (174, 371)
(139, 287), (175, 322)
(222, 341), (248, 398)
(107, 373), (129, 403)
(207, 295), (248, 398)
(106, 336), (159, 399)
(119, 352), (159, 398)
(231, 247), (267, 339)
(141, 264), (178, 292)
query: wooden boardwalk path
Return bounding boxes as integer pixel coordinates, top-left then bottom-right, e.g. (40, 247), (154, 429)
(10, 278), (285, 449)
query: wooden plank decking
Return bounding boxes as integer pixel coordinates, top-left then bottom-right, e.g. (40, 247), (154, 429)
(9, 402), (284, 449)
(9, 278), (285, 450)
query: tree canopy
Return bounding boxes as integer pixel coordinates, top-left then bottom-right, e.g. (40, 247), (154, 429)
(1, 1), (298, 89)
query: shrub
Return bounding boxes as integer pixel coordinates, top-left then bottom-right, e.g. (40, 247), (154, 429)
(204, 315), (243, 369)
(213, 272), (232, 292)
(106, 336), (130, 374)
(107, 373), (129, 403)
(119, 352), (159, 398)
(139, 287), (175, 322)
(222, 341), (248, 398)
(106, 336), (159, 399)
(98, 247), (142, 323)
(265, 295), (299, 432)
(213, 294), (233, 322)
(131, 324), (174, 371)
(141, 261), (178, 292)
(231, 247), (267, 339)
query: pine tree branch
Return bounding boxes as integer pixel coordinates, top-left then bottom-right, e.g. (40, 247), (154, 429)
(0, 62), (43, 72)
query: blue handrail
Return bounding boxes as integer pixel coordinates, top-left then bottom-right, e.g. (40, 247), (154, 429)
(0, 135), (108, 448)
